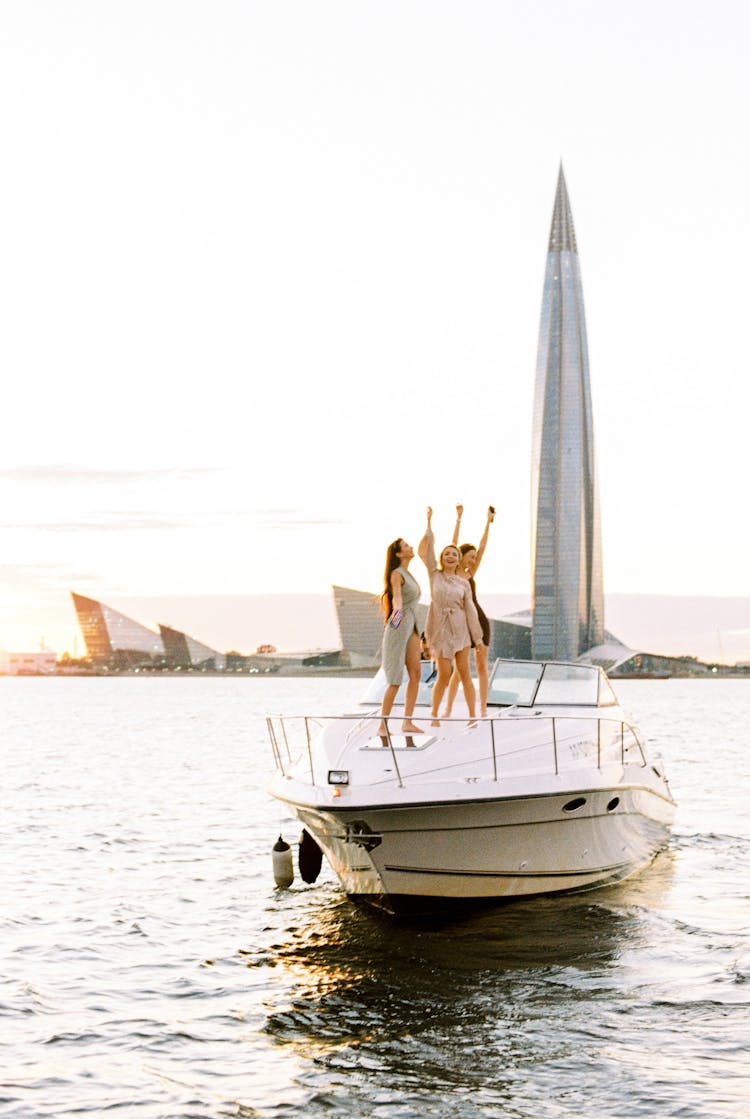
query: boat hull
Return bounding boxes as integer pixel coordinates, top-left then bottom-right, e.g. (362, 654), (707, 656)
(291, 780), (675, 912)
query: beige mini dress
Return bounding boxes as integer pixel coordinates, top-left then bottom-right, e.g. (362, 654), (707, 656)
(422, 530), (483, 659)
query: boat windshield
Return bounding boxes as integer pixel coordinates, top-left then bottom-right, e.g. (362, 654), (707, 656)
(486, 660), (544, 705)
(534, 663), (600, 705)
(488, 660), (602, 707)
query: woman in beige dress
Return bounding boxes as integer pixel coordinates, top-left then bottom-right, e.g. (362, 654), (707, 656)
(442, 503), (495, 718)
(418, 507), (484, 725)
(377, 536), (423, 744)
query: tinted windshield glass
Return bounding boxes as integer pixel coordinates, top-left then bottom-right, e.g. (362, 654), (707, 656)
(534, 663), (599, 705)
(487, 661), (544, 706)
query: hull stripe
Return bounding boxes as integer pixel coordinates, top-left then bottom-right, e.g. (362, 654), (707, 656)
(383, 860), (634, 879)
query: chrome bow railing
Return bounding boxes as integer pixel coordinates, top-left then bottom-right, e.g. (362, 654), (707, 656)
(266, 711), (647, 790)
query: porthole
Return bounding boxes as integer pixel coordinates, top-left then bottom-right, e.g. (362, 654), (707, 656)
(562, 797), (586, 812)
(606, 797), (620, 812)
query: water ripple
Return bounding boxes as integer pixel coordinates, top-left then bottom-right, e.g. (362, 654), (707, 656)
(1, 677), (748, 1118)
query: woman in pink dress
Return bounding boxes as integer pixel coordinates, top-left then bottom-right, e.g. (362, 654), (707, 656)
(442, 503), (495, 718)
(418, 507), (484, 725)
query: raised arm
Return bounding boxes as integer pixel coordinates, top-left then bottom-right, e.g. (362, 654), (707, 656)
(451, 504), (463, 547)
(467, 505), (495, 576)
(418, 506), (437, 575)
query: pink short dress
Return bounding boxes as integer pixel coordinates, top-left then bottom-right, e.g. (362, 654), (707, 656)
(421, 530), (483, 659)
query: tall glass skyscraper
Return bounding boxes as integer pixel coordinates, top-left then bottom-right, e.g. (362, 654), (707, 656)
(530, 166), (605, 660)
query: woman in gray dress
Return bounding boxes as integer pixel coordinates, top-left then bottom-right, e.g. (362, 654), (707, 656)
(378, 537), (423, 743)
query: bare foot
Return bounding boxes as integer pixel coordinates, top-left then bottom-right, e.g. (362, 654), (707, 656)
(431, 719), (441, 727)
(401, 721), (423, 734)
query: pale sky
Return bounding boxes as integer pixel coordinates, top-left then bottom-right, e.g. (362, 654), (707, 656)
(1, 0), (749, 654)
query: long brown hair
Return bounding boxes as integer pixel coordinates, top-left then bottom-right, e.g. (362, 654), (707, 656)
(381, 538), (404, 619)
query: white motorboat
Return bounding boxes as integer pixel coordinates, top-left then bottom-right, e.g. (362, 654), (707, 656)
(266, 659), (676, 914)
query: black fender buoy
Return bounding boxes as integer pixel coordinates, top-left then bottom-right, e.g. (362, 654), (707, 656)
(298, 828), (323, 884)
(272, 835), (294, 888)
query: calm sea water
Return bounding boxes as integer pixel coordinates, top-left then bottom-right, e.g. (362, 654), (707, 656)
(1, 676), (748, 1119)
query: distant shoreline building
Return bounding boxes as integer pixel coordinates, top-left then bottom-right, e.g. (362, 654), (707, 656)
(0, 649), (57, 676)
(71, 592), (226, 671)
(333, 586), (426, 668)
(69, 592), (344, 674)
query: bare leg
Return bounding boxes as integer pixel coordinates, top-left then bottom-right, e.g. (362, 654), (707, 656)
(402, 632), (423, 732)
(442, 664), (460, 717)
(476, 643), (489, 716)
(378, 684), (398, 737)
(454, 646), (476, 719)
(430, 658), (453, 724)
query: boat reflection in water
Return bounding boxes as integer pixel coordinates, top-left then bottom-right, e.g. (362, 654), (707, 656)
(266, 660), (676, 916)
(251, 853), (678, 1113)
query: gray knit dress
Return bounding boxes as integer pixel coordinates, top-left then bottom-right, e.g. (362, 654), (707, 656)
(381, 566), (421, 686)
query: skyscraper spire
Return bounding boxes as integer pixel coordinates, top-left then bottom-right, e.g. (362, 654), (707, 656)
(530, 166), (604, 660)
(548, 163), (578, 253)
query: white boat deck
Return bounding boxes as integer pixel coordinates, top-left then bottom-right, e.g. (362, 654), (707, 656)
(265, 660), (676, 907)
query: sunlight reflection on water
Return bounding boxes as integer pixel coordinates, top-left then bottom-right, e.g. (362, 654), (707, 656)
(1, 676), (748, 1118)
